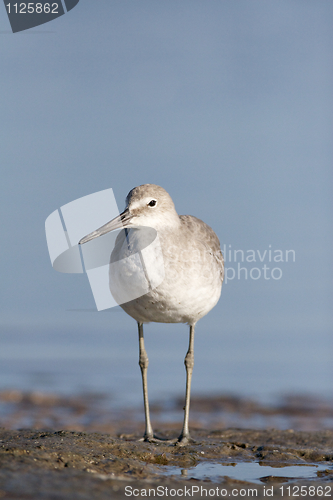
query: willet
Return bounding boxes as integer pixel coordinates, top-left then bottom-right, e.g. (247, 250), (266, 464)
(79, 184), (224, 444)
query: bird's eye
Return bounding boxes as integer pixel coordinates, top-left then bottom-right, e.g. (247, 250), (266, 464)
(148, 200), (157, 207)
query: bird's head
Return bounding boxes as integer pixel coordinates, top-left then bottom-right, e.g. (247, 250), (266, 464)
(79, 184), (179, 245)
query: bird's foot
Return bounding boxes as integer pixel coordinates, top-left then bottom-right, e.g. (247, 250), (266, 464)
(175, 433), (194, 447)
(136, 430), (194, 445)
(138, 434), (178, 444)
(138, 436), (159, 443)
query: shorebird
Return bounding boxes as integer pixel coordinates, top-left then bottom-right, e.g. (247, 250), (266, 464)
(79, 184), (224, 444)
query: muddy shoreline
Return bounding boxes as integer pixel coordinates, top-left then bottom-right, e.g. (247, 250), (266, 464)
(0, 427), (332, 499)
(0, 392), (332, 498)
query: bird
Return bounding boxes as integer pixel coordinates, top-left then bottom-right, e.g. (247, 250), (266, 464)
(79, 184), (224, 445)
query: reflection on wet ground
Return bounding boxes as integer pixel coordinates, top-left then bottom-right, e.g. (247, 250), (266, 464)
(158, 461), (329, 484)
(0, 390), (332, 433)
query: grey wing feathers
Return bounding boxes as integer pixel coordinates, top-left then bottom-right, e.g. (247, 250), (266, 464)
(179, 215), (224, 283)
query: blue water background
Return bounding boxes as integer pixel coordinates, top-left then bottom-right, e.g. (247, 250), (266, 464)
(0, 309), (331, 410)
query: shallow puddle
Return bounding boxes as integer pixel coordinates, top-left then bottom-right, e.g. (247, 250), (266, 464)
(158, 461), (330, 484)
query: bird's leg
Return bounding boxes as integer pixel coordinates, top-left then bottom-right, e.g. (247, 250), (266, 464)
(137, 322), (154, 441)
(178, 324), (195, 445)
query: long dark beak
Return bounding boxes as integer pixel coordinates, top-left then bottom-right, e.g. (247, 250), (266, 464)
(79, 208), (133, 245)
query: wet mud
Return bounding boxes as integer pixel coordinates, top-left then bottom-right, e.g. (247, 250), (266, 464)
(0, 393), (332, 499)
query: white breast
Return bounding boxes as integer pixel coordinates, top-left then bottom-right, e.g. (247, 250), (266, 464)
(109, 223), (223, 325)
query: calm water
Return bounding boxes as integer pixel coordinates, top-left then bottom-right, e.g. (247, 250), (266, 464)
(0, 311), (332, 410)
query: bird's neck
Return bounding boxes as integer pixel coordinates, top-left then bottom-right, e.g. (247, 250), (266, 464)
(153, 212), (181, 232)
